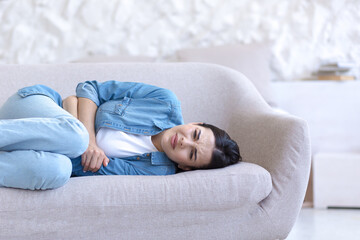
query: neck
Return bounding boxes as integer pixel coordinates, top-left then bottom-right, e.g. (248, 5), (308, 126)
(151, 130), (166, 152)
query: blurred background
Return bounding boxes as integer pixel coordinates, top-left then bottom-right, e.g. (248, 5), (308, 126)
(1, 0), (360, 239)
(1, 0), (359, 81)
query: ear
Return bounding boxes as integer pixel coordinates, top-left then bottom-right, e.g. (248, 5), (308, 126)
(178, 164), (192, 171)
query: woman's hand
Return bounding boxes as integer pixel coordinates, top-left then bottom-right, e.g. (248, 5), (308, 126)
(81, 143), (110, 172)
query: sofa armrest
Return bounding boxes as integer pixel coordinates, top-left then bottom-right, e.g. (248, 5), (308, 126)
(229, 109), (311, 237)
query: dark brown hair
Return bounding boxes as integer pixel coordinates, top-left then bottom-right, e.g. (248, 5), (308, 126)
(197, 123), (241, 169)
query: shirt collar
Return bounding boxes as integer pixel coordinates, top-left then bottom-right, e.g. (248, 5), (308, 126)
(150, 152), (176, 166)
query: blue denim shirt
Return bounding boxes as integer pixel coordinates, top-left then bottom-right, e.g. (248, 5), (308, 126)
(17, 81), (184, 176)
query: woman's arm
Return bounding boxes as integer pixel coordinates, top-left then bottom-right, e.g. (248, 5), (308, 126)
(63, 96), (109, 172)
(77, 97), (97, 146)
(77, 97), (109, 172)
(76, 80), (180, 107)
(62, 96), (78, 118)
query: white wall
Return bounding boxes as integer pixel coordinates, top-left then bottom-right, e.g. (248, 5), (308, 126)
(0, 0), (359, 81)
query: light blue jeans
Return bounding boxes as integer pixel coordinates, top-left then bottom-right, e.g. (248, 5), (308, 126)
(0, 93), (89, 190)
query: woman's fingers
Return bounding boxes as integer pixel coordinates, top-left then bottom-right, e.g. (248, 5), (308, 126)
(81, 150), (92, 172)
(88, 151), (100, 171)
(91, 154), (108, 172)
(81, 147), (108, 172)
(81, 151), (88, 167)
(103, 157), (110, 167)
(95, 157), (104, 171)
(82, 152), (94, 172)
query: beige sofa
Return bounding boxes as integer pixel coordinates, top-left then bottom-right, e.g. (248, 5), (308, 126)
(0, 63), (311, 240)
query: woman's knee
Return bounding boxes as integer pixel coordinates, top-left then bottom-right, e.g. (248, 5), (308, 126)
(46, 155), (72, 189)
(27, 153), (72, 190)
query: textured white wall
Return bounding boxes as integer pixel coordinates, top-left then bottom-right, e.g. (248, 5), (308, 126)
(0, 0), (359, 80)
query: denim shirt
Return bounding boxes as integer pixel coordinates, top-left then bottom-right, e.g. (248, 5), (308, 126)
(17, 81), (184, 176)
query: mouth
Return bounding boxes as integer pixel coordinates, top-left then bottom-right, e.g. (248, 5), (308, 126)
(171, 133), (178, 150)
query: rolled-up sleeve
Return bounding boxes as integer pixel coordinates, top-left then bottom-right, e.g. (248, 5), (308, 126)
(76, 81), (101, 106)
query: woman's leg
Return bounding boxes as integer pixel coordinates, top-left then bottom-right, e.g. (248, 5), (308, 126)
(0, 93), (88, 158)
(0, 150), (72, 190)
(0, 92), (89, 190)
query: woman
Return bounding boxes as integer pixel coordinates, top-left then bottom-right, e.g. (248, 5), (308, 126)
(0, 80), (241, 190)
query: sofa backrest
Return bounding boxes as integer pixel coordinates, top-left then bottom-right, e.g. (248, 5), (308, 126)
(0, 63), (267, 130)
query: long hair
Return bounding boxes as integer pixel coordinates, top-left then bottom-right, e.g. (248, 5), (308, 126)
(197, 123), (241, 169)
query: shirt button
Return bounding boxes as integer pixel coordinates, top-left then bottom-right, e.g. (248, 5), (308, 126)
(137, 157), (140, 160)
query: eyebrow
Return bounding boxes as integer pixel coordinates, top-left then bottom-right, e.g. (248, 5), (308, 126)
(194, 130), (201, 161)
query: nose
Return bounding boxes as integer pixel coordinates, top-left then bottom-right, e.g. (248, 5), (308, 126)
(180, 136), (195, 148)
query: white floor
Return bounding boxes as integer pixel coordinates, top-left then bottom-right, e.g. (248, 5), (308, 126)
(286, 208), (360, 240)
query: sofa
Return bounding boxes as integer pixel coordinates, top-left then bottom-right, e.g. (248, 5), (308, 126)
(0, 63), (311, 240)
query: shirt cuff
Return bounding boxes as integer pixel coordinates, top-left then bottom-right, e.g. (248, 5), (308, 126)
(76, 82), (100, 106)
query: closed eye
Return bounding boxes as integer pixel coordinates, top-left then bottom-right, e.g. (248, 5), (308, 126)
(191, 129), (201, 161)
(193, 129), (201, 141)
(190, 149), (197, 162)
(190, 129), (201, 161)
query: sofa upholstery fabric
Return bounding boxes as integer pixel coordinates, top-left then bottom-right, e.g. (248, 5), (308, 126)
(0, 63), (311, 240)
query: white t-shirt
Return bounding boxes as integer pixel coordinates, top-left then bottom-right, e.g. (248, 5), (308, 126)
(96, 127), (158, 158)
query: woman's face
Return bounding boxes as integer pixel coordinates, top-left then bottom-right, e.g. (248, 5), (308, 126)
(160, 123), (215, 170)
